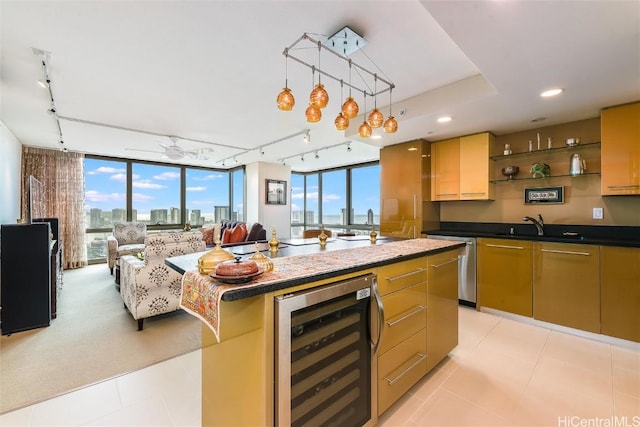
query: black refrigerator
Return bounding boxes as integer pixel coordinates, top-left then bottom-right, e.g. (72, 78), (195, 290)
(1, 223), (51, 335)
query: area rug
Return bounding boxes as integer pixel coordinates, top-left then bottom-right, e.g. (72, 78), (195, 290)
(0, 264), (201, 414)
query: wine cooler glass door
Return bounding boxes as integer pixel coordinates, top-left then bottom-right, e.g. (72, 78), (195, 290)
(275, 274), (376, 427)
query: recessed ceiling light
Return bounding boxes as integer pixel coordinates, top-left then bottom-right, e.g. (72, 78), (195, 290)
(408, 147), (418, 151)
(540, 88), (563, 97)
(371, 134), (382, 140)
(437, 116), (452, 123)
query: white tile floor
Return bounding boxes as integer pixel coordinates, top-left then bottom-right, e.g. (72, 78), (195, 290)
(1, 307), (638, 427)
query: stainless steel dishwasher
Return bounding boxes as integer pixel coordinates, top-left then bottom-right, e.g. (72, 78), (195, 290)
(427, 234), (477, 307)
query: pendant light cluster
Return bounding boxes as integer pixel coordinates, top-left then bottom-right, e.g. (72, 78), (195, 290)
(276, 30), (398, 138)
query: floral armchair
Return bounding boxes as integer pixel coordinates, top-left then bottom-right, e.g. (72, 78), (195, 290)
(119, 231), (205, 330)
(107, 222), (147, 274)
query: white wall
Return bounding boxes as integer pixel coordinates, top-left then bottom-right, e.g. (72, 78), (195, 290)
(0, 121), (22, 225)
(245, 161), (291, 239)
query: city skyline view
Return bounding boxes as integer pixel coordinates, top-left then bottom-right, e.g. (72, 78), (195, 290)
(85, 159), (380, 227)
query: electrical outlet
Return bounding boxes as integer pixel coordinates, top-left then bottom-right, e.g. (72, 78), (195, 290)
(593, 207), (604, 220)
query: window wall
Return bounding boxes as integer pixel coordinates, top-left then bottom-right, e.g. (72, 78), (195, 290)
(85, 156), (243, 262)
(290, 162), (379, 237)
(185, 169), (229, 227)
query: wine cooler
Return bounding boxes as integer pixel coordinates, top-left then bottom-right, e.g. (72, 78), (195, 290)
(275, 274), (380, 427)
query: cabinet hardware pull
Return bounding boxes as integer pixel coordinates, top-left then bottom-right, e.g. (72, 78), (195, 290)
(384, 353), (426, 385)
(460, 192), (486, 195)
(385, 268), (426, 282)
(371, 276), (384, 356)
(436, 193), (458, 197)
(431, 258), (459, 268)
(540, 249), (590, 256)
(386, 305), (425, 327)
(607, 185), (640, 189)
(486, 244), (524, 250)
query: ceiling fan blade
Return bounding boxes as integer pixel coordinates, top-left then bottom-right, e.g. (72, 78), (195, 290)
(125, 148), (164, 154)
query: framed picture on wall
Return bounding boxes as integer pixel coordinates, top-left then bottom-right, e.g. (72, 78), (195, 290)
(266, 179), (287, 205)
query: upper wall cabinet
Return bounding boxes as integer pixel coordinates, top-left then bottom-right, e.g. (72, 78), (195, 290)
(601, 101), (640, 195)
(431, 132), (494, 201)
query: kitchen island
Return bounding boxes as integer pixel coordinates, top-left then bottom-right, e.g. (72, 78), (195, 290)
(166, 237), (464, 426)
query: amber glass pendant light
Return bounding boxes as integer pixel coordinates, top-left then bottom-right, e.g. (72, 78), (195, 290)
(306, 104), (322, 122)
(276, 50), (295, 111)
(310, 83), (328, 109)
(358, 92), (372, 138)
(309, 43), (329, 109)
(335, 80), (349, 130)
(341, 60), (359, 119)
(368, 75), (384, 128)
(383, 86), (398, 133)
(305, 68), (322, 122)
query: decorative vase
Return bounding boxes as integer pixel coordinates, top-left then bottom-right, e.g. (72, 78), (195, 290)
(501, 166), (519, 180)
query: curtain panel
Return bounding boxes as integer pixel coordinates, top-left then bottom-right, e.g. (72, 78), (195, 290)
(21, 147), (88, 269)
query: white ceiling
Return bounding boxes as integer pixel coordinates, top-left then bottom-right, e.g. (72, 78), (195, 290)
(1, 1), (638, 172)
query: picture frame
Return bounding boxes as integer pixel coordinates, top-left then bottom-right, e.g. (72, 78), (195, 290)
(265, 179), (287, 205)
(524, 186), (564, 204)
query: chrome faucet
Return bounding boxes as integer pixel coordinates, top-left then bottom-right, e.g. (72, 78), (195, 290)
(522, 214), (544, 236)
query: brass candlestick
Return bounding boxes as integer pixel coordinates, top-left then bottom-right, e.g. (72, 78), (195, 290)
(269, 228), (279, 252)
(370, 226), (378, 243)
(318, 225), (328, 248)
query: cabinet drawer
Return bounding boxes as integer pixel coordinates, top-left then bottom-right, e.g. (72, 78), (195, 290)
(377, 257), (428, 295)
(379, 283), (427, 355)
(378, 329), (427, 415)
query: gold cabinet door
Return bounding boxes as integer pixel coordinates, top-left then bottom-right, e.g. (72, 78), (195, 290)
(426, 249), (459, 371)
(601, 102), (640, 195)
(477, 238), (533, 316)
(601, 246), (640, 342)
(380, 140), (425, 237)
(533, 242), (600, 333)
(431, 138), (460, 200)
(459, 133), (495, 200)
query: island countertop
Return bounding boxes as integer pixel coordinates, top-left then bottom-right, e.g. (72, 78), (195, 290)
(166, 237), (464, 302)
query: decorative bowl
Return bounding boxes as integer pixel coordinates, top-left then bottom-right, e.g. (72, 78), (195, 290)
(501, 166), (519, 180)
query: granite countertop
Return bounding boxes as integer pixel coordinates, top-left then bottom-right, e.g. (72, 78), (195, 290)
(424, 222), (640, 248)
(167, 237), (464, 302)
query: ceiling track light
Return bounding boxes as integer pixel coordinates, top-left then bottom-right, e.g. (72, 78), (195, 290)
(34, 48), (66, 149)
(303, 131), (311, 143)
(279, 140), (353, 164)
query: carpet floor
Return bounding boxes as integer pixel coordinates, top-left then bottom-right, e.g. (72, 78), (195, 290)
(0, 264), (202, 414)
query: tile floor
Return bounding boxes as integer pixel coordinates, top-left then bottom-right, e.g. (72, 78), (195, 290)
(1, 307), (638, 426)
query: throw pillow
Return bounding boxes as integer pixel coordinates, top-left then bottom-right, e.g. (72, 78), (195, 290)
(223, 223), (248, 244)
(246, 223), (265, 242)
(200, 227), (215, 246)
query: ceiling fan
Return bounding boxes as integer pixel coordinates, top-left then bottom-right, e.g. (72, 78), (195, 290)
(126, 136), (213, 160)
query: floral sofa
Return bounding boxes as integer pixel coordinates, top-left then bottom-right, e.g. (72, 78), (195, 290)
(119, 231), (205, 330)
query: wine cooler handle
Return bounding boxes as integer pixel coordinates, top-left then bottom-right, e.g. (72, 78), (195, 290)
(371, 276), (384, 356)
